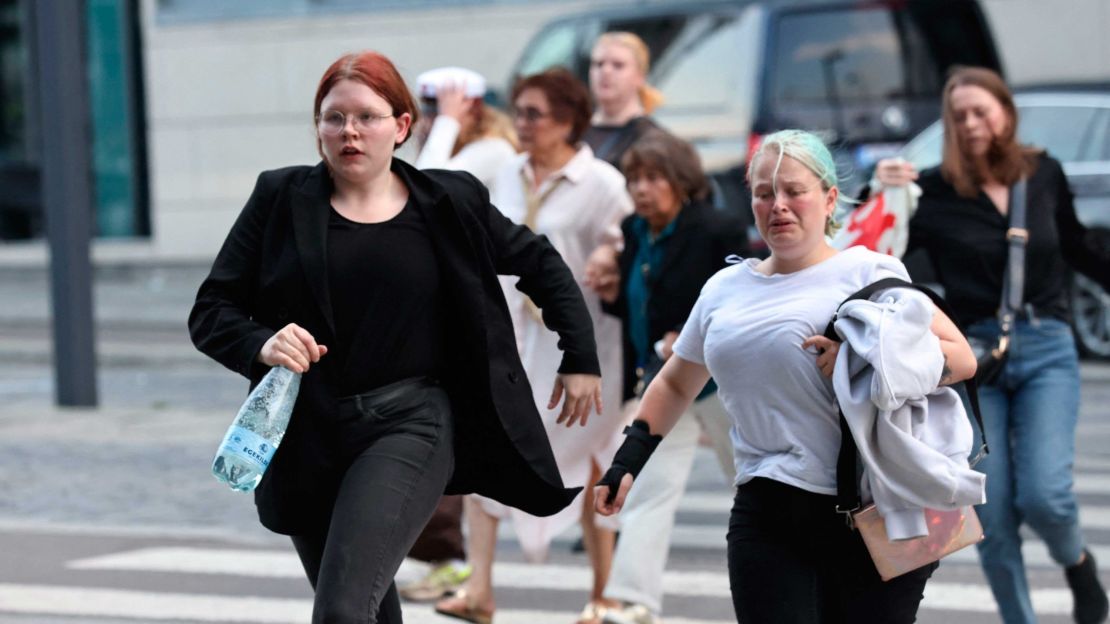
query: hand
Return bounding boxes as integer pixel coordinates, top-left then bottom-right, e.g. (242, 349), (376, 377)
(874, 158), (919, 188)
(436, 82), (471, 126)
(594, 473), (634, 516)
(802, 335), (839, 378)
(257, 323), (328, 373)
(583, 244), (620, 303)
(659, 331), (679, 360)
(548, 373), (603, 427)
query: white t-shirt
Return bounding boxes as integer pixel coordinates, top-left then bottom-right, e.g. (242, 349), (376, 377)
(672, 246), (910, 494)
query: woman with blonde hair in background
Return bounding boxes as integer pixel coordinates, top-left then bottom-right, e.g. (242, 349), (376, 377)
(583, 31), (664, 168)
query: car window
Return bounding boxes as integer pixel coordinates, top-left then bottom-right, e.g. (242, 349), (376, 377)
(1084, 109), (1110, 161)
(771, 8), (904, 104)
(516, 22), (582, 78)
(652, 13), (751, 109)
(1020, 106), (1100, 162)
(606, 14), (689, 67)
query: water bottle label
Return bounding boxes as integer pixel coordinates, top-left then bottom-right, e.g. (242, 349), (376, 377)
(222, 426), (276, 470)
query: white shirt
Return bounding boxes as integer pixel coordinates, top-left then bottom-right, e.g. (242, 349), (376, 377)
(490, 145), (628, 280)
(414, 116), (518, 190)
(671, 246), (909, 494)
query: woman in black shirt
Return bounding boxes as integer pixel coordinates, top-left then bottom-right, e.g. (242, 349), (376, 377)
(189, 51), (602, 624)
(876, 67), (1110, 624)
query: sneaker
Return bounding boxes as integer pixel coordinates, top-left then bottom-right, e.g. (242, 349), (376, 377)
(602, 603), (660, 624)
(399, 561), (472, 602)
(1066, 549), (1109, 623)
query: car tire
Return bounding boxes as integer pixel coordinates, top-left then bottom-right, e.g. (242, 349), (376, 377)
(1070, 272), (1110, 360)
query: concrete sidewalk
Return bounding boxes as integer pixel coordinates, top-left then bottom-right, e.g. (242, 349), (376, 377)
(0, 264), (210, 366)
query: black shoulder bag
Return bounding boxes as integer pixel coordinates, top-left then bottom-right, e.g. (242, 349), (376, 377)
(968, 178), (1028, 385)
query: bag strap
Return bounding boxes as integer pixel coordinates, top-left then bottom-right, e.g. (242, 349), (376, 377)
(999, 178), (1028, 330)
(826, 278), (989, 519)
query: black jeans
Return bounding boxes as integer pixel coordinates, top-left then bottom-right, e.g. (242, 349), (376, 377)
(727, 478), (937, 624)
(291, 377), (455, 624)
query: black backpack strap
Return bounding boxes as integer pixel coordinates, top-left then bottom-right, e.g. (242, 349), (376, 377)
(830, 278), (989, 522)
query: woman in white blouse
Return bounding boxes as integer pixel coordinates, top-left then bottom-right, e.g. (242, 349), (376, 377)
(435, 68), (631, 624)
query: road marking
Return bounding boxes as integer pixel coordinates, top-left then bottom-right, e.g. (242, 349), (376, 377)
(0, 580), (1074, 620)
(0, 584), (311, 622)
(69, 547), (731, 596)
(0, 584), (737, 623)
(64, 546), (1080, 615)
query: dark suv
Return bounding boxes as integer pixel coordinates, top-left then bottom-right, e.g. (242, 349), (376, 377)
(512, 0), (1002, 233)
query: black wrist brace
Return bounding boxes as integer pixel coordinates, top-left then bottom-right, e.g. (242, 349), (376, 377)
(596, 419), (663, 504)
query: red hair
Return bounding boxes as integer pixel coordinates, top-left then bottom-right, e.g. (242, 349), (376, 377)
(313, 51), (419, 155)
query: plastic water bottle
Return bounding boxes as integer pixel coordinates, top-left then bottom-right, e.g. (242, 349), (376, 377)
(212, 366), (301, 492)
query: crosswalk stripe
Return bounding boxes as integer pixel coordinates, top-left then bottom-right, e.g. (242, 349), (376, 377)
(922, 582), (1071, 615)
(0, 584), (737, 624)
(69, 547), (731, 597)
(0, 584), (312, 623)
(63, 546), (1081, 615)
(0, 581), (1076, 620)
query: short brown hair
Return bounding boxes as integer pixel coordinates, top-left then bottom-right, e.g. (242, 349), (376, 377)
(621, 131), (709, 202)
(941, 66), (1031, 197)
(314, 51), (419, 157)
(511, 68), (592, 145)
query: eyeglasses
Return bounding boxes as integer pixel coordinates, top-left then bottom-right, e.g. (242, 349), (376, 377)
(510, 106), (551, 124)
(317, 110), (395, 135)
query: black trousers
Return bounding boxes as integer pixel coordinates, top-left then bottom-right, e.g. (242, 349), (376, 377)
(291, 377), (455, 624)
(727, 478), (937, 624)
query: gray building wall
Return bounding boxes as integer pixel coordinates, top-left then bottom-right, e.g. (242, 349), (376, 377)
(982, 0), (1110, 86)
(139, 0), (620, 261)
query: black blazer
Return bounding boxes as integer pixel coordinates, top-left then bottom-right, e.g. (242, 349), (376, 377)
(604, 199), (748, 401)
(189, 158), (599, 535)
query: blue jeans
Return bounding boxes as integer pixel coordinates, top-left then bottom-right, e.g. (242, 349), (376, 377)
(967, 317), (1085, 624)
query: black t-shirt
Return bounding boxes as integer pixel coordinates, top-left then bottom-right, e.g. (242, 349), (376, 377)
(582, 116), (661, 170)
(907, 153), (1109, 327)
(326, 200), (445, 396)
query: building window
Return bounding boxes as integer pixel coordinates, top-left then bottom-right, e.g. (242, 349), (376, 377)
(0, 0), (149, 241)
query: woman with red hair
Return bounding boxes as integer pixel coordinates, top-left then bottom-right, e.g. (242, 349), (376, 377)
(189, 51), (602, 623)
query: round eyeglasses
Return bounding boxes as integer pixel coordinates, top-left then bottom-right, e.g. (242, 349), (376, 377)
(317, 110), (395, 135)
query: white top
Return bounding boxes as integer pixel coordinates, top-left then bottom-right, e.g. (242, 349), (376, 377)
(671, 246), (909, 494)
(414, 116), (517, 190)
(476, 144), (632, 562)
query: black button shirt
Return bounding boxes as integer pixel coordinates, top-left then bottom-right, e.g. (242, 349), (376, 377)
(907, 153), (1109, 327)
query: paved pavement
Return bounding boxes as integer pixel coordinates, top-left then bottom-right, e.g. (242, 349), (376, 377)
(1, 264), (1110, 622)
